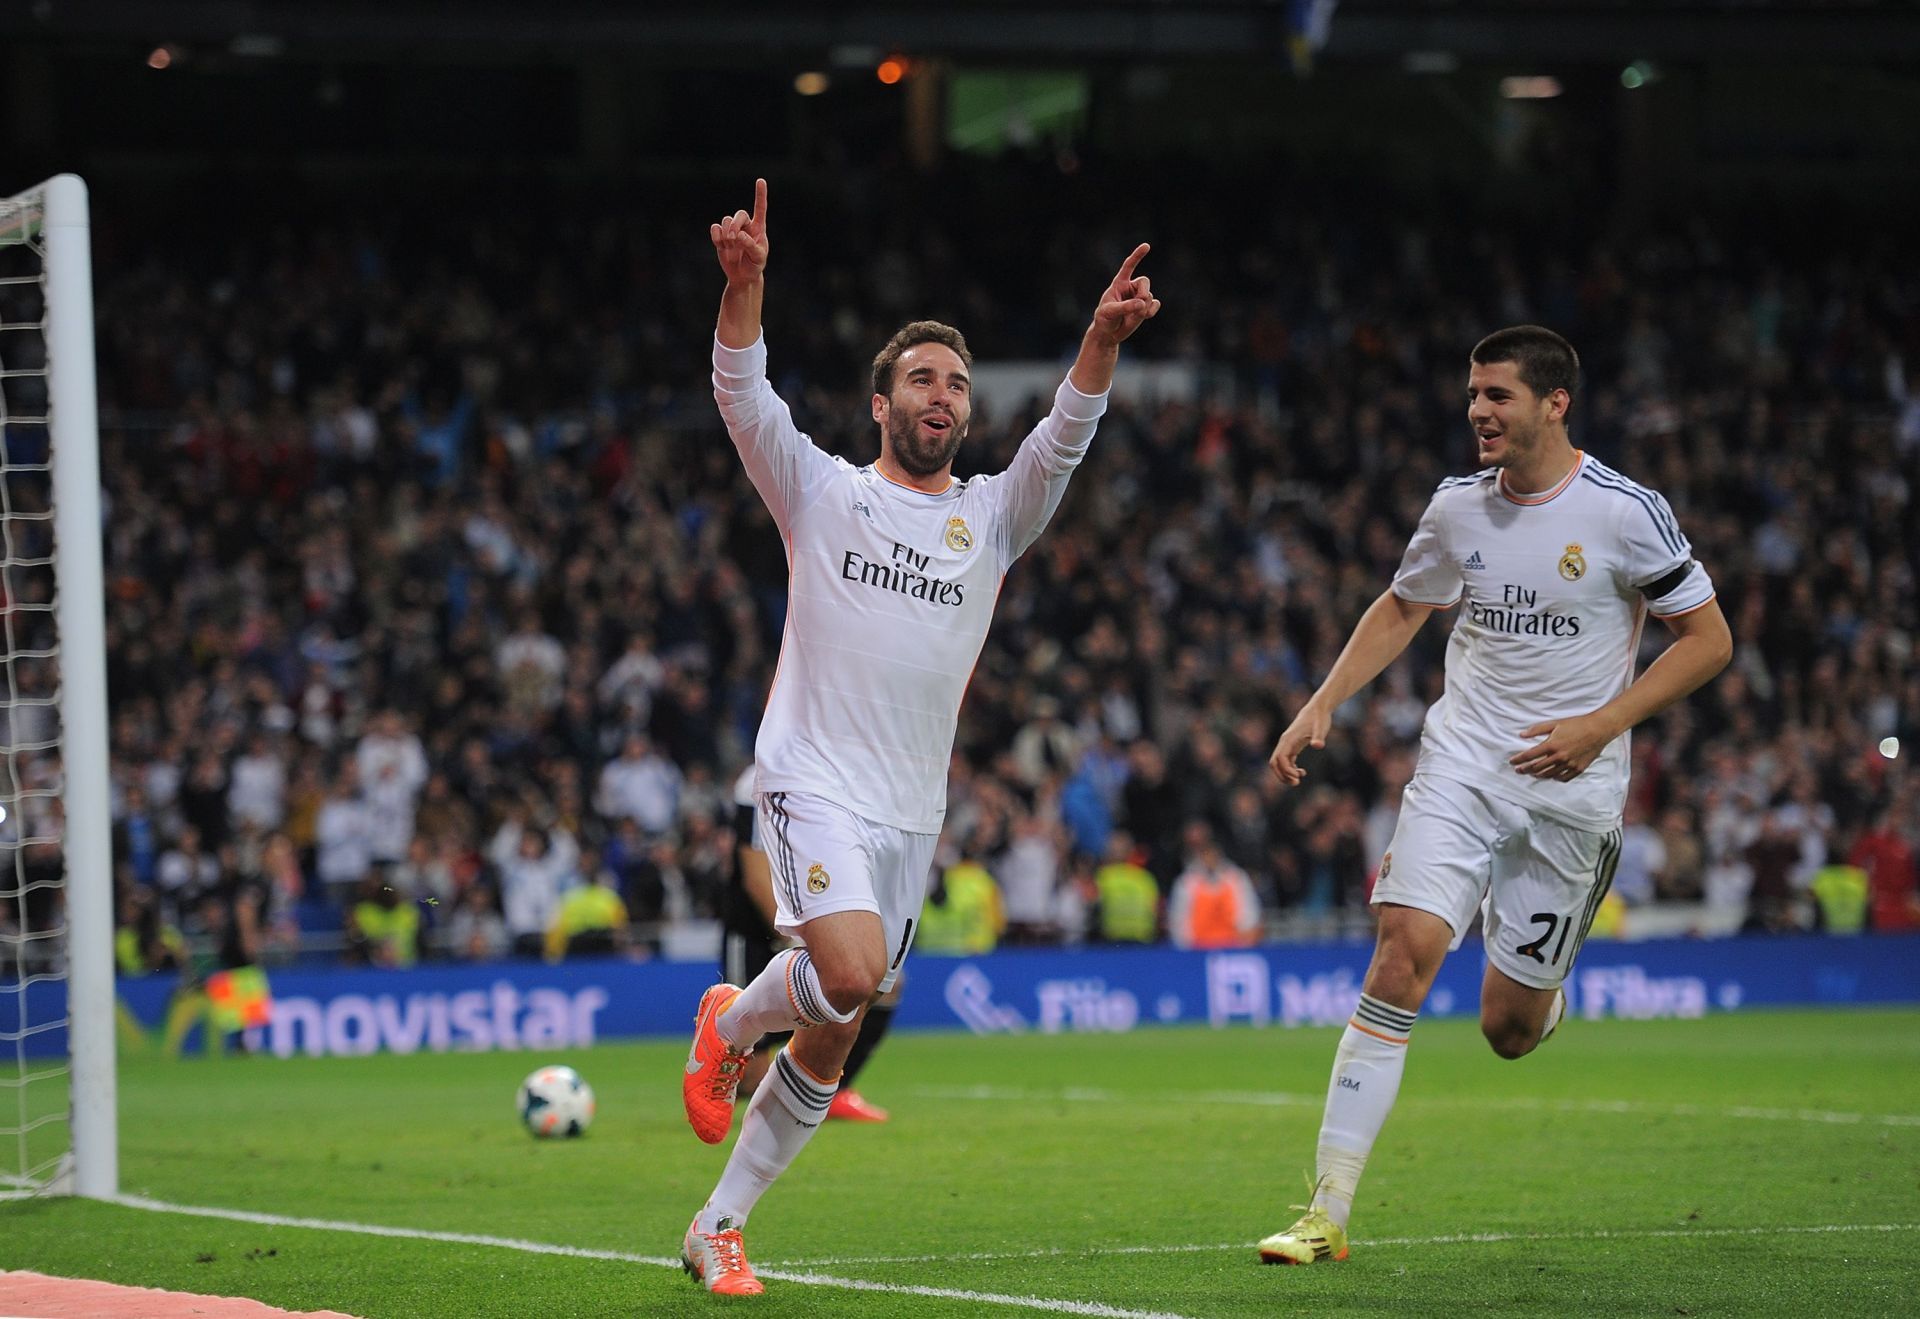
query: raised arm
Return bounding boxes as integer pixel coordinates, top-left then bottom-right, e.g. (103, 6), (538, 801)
(988, 245), (1162, 566)
(708, 178), (837, 532)
(1067, 243), (1162, 396)
(711, 177), (769, 349)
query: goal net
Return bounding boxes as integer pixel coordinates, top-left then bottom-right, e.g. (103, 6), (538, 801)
(0, 175), (114, 1199)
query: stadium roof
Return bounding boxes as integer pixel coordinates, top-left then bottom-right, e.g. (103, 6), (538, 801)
(8, 0), (1916, 63)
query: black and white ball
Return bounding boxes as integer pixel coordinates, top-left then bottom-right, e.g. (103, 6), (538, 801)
(516, 1065), (596, 1138)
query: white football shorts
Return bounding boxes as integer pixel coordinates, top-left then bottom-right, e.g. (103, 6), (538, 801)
(1373, 772), (1621, 991)
(753, 790), (938, 993)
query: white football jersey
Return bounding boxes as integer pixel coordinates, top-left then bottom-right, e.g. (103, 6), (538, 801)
(1390, 451), (1716, 831)
(715, 336), (1106, 834)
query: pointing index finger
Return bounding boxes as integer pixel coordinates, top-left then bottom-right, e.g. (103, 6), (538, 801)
(751, 178), (768, 233)
(1116, 242), (1150, 281)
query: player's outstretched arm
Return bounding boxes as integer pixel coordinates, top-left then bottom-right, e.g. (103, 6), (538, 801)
(1510, 597), (1732, 782)
(709, 176), (835, 530)
(711, 177), (769, 349)
(1067, 243), (1162, 396)
(1270, 590), (1435, 787)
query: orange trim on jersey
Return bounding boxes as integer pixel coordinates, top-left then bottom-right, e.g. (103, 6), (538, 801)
(1498, 450), (1585, 506)
(874, 466), (955, 496)
(1347, 1019), (1410, 1046)
(1654, 592), (1718, 621)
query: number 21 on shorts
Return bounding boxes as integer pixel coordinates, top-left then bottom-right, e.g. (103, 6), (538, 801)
(1515, 911), (1575, 965)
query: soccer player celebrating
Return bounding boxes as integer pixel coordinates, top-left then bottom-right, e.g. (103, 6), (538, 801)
(1258, 326), (1731, 1265)
(680, 179), (1160, 1295)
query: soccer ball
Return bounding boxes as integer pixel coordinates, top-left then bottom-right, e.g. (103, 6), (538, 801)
(516, 1065), (595, 1138)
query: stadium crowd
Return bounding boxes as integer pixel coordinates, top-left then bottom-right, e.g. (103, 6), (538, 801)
(11, 161), (1914, 969)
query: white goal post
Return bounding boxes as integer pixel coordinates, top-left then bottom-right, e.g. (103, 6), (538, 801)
(0, 174), (115, 1199)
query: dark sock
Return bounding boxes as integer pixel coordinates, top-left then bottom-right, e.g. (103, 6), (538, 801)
(839, 1003), (895, 1089)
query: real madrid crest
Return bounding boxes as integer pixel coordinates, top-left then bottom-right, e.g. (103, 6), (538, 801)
(807, 862), (830, 894)
(1558, 543), (1586, 582)
(1379, 851), (1392, 882)
(945, 515), (973, 553)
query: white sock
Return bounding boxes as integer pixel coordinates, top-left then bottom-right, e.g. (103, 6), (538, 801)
(1543, 987), (1566, 1039)
(1313, 993), (1417, 1230)
(697, 1048), (839, 1232)
(718, 947), (856, 1050)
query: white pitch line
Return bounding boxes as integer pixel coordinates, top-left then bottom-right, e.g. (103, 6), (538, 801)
(768, 1220), (1920, 1269)
(107, 1194), (1200, 1319)
(906, 1083), (1920, 1128)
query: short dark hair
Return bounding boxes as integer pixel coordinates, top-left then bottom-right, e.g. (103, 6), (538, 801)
(1471, 325), (1579, 404)
(872, 321), (972, 397)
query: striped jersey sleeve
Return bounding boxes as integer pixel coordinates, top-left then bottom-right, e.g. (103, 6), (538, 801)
(1582, 460), (1715, 616)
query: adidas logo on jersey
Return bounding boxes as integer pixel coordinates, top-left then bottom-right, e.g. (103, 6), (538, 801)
(1464, 550), (1486, 570)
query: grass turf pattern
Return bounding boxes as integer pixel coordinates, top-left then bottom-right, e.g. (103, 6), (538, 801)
(3, 1009), (1917, 1316)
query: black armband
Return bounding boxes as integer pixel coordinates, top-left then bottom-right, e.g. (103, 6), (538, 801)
(1640, 560), (1696, 601)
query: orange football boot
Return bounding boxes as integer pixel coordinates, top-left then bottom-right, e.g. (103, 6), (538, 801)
(826, 1088), (890, 1122)
(682, 1218), (764, 1295)
(683, 984), (751, 1144)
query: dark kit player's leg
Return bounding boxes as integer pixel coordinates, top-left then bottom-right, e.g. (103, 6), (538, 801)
(830, 988), (899, 1121)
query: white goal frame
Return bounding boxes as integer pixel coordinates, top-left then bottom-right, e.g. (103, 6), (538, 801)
(1, 174), (114, 1198)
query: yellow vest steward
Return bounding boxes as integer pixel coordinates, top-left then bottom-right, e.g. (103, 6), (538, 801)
(920, 863), (1003, 954)
(353, 901), (421, 967)
(1095, 863), (1158, 942)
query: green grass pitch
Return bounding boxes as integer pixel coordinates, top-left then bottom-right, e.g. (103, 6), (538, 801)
(4, 1009), (1917, 1316)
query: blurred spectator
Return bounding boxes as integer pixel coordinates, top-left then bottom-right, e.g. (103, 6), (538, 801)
(155, 824), (220, 922)
(179, 752), (231, 851)
(115, 885), (186, 976)
(1614, 799), (1667, 908)
(497, 611), (567, 716)
(1293, 790), (1367, 916)
(445, 883), (510, 961)
(1010, 696), (1082, 790)
(1122, 743), (1183, 881)
(1169, 822), (1261, 950)
(1655, 806), (1707, 903)
(919, 857), (1005, 954)
(598, 633), (666, 727)
(357, 710), (429, 866)
(1810, 858), (1869, 935)
(314, 765), (373, 904)
(677, 811), (730, 915)
(1092, 831), (1160, 943)
(998, 802), (1065, 944)
(347, 874), (420, 968)
(595, 734), (683, 836)
(380, 835), (444, 910)
(1743, 812), (1805, 933)
(492, 819), (581, 957)
(251, 831), (308, 962)
(1853, 807), (1919, 931)
(227, 732), (288, 832)
(621, 838), (693, 947)
(544, 853), (630, 961)
(114, 783), (162, 891)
